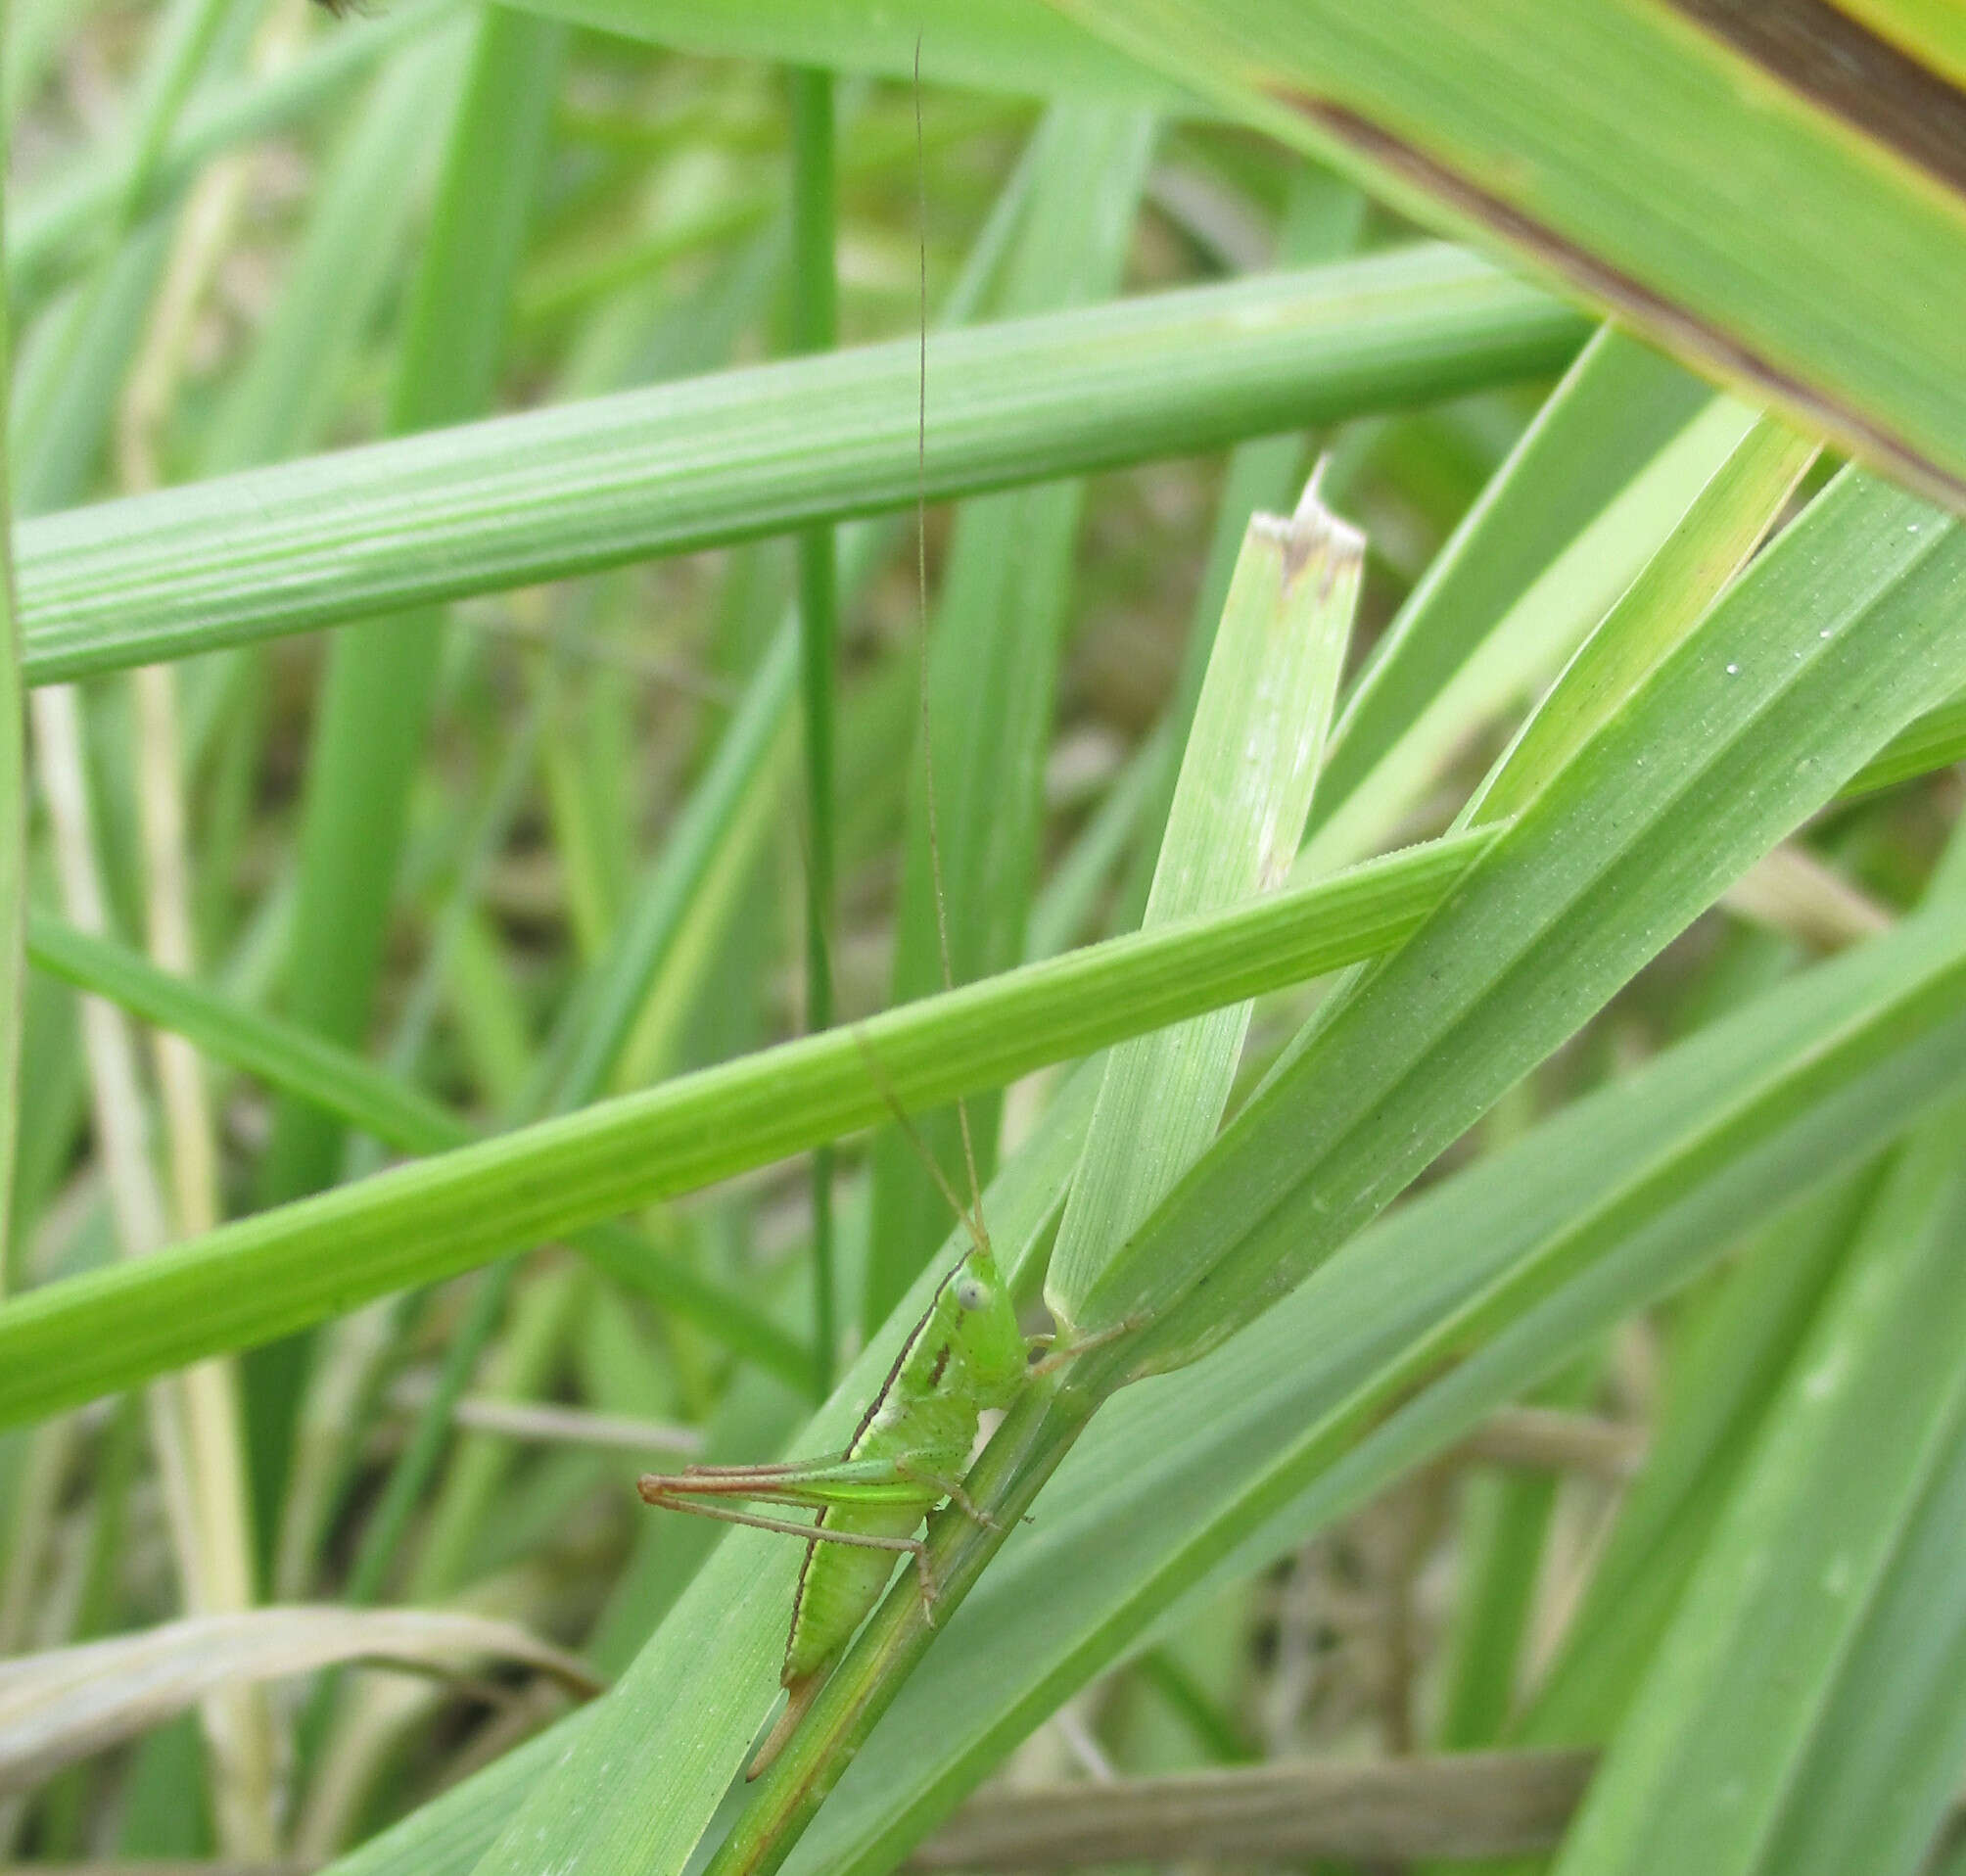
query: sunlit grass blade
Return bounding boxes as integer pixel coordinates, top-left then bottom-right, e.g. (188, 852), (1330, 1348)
(15, 248), (1585, 683)
(1305, 325), (1717, 871)
(1048, 482), (1360, 1320)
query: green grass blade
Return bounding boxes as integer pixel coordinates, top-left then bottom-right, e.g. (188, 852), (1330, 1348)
(774, 904), (1966, 1876)
(1050, 0), (1966, 507)
(1078, 472), (1966, 1375)
(506, 0), (1185, 106)
(1841, 685), (1966, 797)
(1761, 1357), (1966, 1876)
(1517, 1173), (1877, 1749)
(0, 829), (1491, 1428)
(1306, 326), (1714, 869)
(0, 256), (21, 1273)
(786, 63), (840, 1392)
(1549, 1104), (1966, 1876)
(21, 911), (811, 1385)
(16, 248), (1586, 684)
(1465, 413), (1817, 824)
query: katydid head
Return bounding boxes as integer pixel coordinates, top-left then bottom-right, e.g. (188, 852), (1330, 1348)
(947, 1245), (1027, 1406)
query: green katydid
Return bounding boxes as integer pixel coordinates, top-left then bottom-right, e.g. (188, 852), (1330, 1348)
(635, 1179), (1039, 1777)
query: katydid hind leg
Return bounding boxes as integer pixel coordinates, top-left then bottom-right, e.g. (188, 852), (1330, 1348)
(637, 1478), (937, 1559)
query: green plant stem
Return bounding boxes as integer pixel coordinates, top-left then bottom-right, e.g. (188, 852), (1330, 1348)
(0, 198), (23, 1279)
(788, 64), (838, 1397)
(708, 1372), (1100, 1876)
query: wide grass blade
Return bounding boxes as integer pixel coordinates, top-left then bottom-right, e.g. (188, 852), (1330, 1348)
(1047, 0), (1966, 508)
(1078, 472), (1965, 1376)
(1550, 1099), (1966, 1876)
(1048, 482), (1360, 1319)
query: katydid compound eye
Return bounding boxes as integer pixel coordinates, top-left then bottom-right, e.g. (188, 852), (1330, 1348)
(955, 1277), (986, 1310)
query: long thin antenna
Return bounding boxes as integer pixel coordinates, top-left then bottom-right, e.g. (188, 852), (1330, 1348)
(912, 36), (988, 1253)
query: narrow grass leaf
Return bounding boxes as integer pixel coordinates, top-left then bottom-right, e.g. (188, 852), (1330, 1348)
(0, 828), (1490, 1427)
(1305, 326), (1715, 871)
(508, 0), (1186, 107)
(15, 249), (1586, 684)
(1465, 412), (1818, 824)
(1549, 1102), (1966, 1876)
(22, 912), (811, 1386)
(0, 245), (22, 1262)
(1763, 1360), (1966, 1876)
(1841, 684), (1966, 797)
(867, 104), (1154, 1325)
(1517, 1172), (1878, 1749)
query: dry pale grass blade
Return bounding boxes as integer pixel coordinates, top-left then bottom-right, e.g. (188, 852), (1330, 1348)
(0, 1608), (602, 1796)
(908, 1750), (1597, 1867)
(1723, 841), (1896, 951)
(386, 1377), (704, 1457)
(1455, 1405), (1646, 1481)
